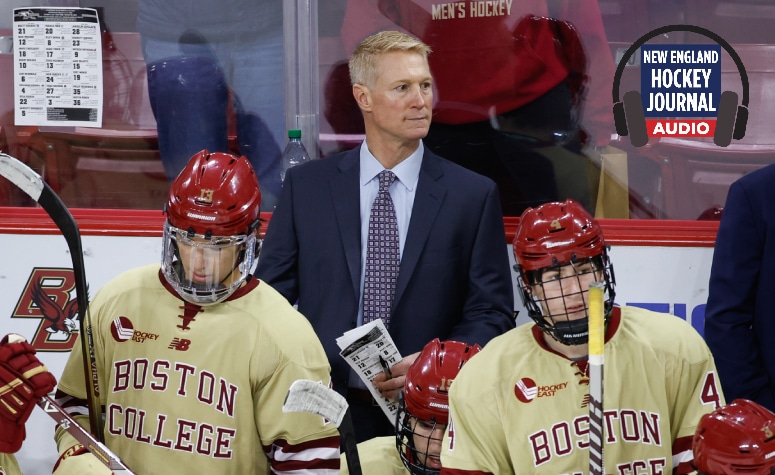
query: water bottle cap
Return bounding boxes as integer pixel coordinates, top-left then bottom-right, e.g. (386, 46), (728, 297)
(288, 129), (302, 139)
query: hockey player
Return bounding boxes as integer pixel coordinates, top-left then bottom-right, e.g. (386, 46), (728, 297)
(340, 338), (480, 475)
(52, 150), (341, 474)
(439, 199), (723, 474)
(0, 333), (57, 475)
(693, 398), (775, 474)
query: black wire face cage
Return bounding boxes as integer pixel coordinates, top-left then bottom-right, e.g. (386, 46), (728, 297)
(517, 253), (616, 346)
(395, 397), (444, 475)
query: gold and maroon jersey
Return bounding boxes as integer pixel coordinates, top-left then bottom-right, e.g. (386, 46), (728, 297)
(0, 453), (21, 475)
(440, 306), (723, 475)
(56, 264), (340, 474)
(340, 436), (408, 475)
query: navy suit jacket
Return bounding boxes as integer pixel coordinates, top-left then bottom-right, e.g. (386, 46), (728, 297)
(706, 163), (775, 410)
(256, 145), (515, 392)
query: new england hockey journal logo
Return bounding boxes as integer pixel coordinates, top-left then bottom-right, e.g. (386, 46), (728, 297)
(613, 25), (748, 147)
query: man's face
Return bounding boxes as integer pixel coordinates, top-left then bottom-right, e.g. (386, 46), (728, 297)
(365, 51), (433, 143)
(176, 236), (241, 289)
(410, 417), (445, 470)
(531, 261), (603, 324)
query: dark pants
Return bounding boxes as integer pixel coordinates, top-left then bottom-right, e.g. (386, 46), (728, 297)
(144, 45), (283, 208)
(424, 82), (594, 217)
(346, 390), (396, 443)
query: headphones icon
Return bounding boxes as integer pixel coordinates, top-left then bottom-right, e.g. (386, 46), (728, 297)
(612, 24), (749, 147)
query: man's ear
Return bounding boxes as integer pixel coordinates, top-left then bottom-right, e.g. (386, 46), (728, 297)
(353, 84), (372, 112)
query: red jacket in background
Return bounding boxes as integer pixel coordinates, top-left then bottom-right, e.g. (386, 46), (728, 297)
(341, 0), (615, 145)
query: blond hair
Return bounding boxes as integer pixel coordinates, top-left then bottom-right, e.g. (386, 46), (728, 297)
(349, 30), (432, 88)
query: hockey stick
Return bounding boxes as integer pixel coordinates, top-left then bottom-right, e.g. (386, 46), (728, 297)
(588, 282), (606, 475)
(283, 379), (363, 475)
(37, 395), (135, 474)
(0, 153), (104, 442)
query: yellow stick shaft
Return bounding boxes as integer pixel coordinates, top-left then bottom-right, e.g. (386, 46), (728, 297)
(588, 282), (606, 361)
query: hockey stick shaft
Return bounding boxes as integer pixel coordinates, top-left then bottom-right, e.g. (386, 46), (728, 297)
(588, 282), (606, 475)
(0, 153), (104, 441)
(338, 408), (362, 475)
(283, 379), (363, 475)
(38, 395), (134, 474)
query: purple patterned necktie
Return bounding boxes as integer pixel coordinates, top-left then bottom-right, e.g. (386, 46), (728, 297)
(362, 170), (400, 326)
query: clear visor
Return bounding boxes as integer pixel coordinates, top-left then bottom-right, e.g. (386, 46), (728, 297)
(161, 222), (257, 305)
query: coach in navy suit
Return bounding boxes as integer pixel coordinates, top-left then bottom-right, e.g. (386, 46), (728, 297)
(706, 163), (775, 411)
(256, 31), (514, 441)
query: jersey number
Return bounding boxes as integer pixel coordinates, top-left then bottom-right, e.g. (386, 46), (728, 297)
(700, 372), (722, 409)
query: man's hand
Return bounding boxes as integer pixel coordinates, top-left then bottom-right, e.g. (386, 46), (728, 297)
(0, 333), (57, 453)
(372, 352), (420, 400)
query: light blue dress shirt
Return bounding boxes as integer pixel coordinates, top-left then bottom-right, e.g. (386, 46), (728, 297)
(348, 141), (422, 390)
(357, 141), (422, 326)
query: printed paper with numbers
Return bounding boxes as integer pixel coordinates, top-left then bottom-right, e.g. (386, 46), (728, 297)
(337, 319), (402, 423)
(13, 7), (103, 127)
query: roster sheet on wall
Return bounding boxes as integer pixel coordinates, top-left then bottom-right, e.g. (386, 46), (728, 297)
(13, 7), (103, 127)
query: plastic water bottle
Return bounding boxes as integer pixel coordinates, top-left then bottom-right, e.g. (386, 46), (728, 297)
(280, 129), (311, 182)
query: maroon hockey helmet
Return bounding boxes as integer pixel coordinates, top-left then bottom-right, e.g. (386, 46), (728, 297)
(165, 149), (261, 236)
(693, 399), (775, 474)
(513, 199), (605, 273)
(403, 338), (481, 424)
(161, 150), (262, 305)
(512, 200), (616, 346)
(397, 338), (481, 475)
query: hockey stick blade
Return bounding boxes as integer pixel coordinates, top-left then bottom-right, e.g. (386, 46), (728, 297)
(0, 152), (104, 442)
(38, 395), (135, 474)
(283, 379), (362, 475)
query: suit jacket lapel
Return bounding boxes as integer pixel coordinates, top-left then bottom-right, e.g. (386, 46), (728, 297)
(394, 150), (446, 307)
(331, 147), (362, 299)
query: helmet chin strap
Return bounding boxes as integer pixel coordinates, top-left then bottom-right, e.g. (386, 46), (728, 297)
(551, 317), (590, 346)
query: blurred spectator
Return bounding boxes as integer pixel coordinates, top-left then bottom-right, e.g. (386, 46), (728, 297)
(337, 0), (616, 216)
(136, 0), (285, 208)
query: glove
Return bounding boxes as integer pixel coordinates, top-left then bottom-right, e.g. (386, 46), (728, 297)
(0, 333), (57, 453)
(53, 444), (114, 475)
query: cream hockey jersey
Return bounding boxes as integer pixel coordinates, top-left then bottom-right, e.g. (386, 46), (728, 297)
(56, 264), (340, 474)
(341, 436), (409, 475)
(0, 453), (21, 475)
(440, 306), (723, 475)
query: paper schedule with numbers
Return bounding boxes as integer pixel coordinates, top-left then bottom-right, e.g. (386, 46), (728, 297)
(337, 319), (403, 423)
(13, 7), (103, 127)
